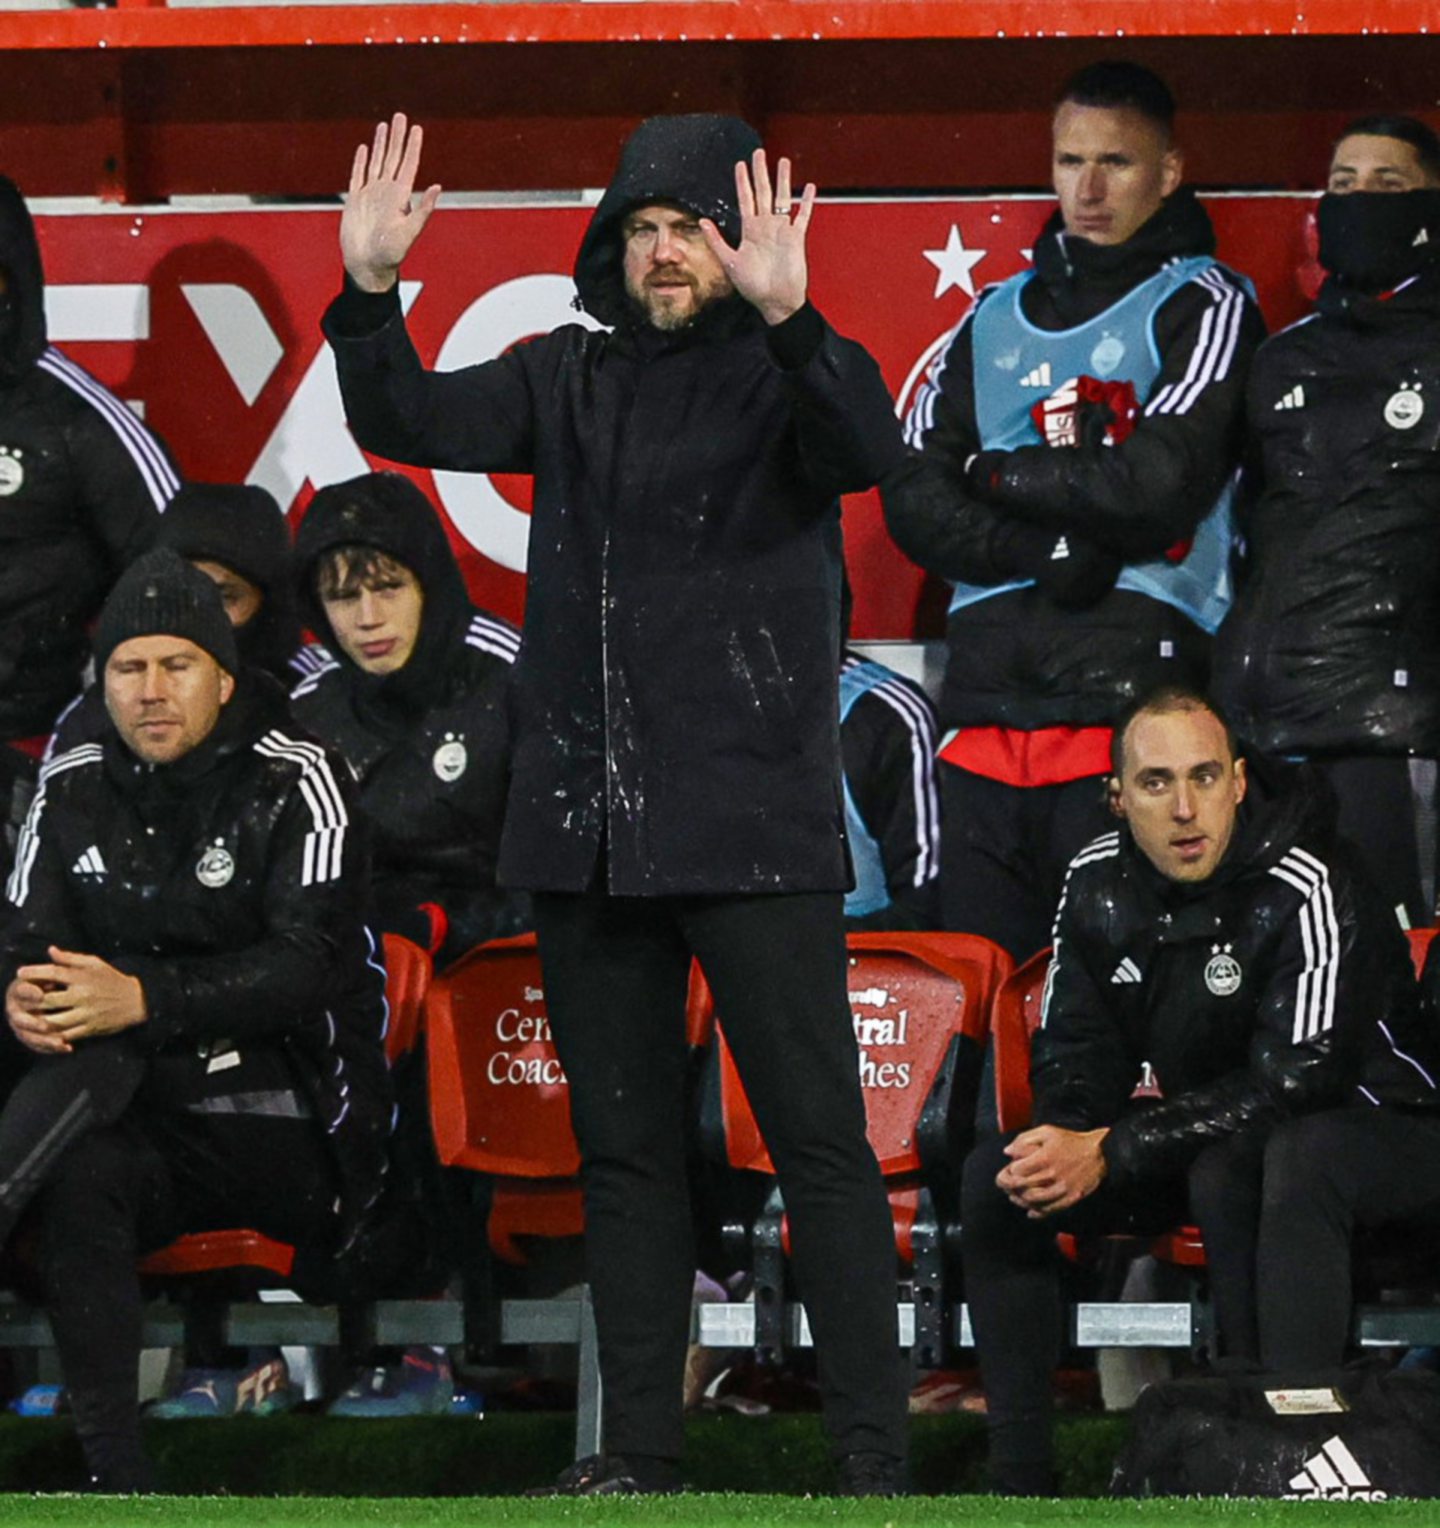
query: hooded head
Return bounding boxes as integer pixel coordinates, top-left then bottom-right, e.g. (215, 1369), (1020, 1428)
(573, 114), (762, 327)
(154, 482), (300, 683)
(295, 473), (472, 719)
(0, 178), (48, 384)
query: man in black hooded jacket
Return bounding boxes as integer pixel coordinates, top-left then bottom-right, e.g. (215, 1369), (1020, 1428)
(1214, 116), (1440, 928)
(0, 549), (389, 1490)
(961, 685), (1440, 1493)
(0, 178), (181, 839)
(322, 112), (908, 1493)
(883, 62), (1266, 963)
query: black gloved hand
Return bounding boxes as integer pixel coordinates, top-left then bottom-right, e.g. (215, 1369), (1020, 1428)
(1033, 533), (1123, 609)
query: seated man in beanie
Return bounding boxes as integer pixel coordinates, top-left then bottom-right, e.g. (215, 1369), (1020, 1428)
(45, 480), (310, 759)
(0, 549), (389, 1490)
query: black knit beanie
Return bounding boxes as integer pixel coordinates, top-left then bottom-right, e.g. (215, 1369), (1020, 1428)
(94, 548), (239, 677)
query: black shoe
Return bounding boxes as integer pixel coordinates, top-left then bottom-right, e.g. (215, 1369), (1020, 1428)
(527, 1452), (681, 1497)
(837, 1450), (906, 1496)
(987, 1462), (1057, 1496)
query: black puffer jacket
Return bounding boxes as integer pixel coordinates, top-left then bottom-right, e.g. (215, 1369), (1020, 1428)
(0, 178), (181, 741)
(885, 191), (1266, 729)
(1214, 264), (1440, 757)
(1032, 757), (1440, 1184)
(323, 115), (905, 895)
(291, 473), (523, 966)
(1, 672), (390, 1247)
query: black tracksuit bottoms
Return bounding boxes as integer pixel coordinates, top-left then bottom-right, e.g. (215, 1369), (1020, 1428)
(0, 1038), (336, 1486)
(532, 888), (910, 1466)
(961, 1107), (1440, 1486)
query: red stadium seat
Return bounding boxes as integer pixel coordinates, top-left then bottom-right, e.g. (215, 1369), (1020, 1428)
(706, 931), (1011, 1365)
(139, 933), (432, 1282)
(425, 933), (582, 1265)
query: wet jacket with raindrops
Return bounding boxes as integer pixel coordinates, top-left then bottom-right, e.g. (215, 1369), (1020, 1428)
(323, 115), (906, 895)
(1032, 756), (1440, 1185)
(0, 671), (392, 1249)
(1214, 264), (1440, 758)
(0, 177), (181, 742)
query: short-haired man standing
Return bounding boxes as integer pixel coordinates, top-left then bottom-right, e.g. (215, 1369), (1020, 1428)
(885, 62), (1266, 963)
(323, 114), (908, 1492)
(1214, 115), (1440, 928)
(0, 549), (389, 1490)
(960, 687), (1440, 1492)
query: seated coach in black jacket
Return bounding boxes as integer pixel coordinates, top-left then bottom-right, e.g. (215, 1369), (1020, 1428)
(961, 683), (1440, 1495)
(0, 550), (389, 1490)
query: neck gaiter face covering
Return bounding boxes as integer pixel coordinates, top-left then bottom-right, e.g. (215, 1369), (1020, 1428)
(1317, 189), (1440, 292)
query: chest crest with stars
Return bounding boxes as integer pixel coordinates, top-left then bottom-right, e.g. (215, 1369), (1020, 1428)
(1204, 943), (1243, 998)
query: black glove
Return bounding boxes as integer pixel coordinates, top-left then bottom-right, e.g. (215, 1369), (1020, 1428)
(991, 521), (1121, 609)
(1034, 533), (1122, 609)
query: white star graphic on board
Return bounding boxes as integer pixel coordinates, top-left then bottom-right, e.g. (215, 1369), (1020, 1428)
(923, 224), (987, 299)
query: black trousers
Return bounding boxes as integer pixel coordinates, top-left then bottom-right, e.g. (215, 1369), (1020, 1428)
(532, 888), (909, 1465)
(1310, 756), (1438, 929)
(940, 765), (1113, 962)
(961, 1109), (1440, 1483)
(0, 1038), (337, 1484)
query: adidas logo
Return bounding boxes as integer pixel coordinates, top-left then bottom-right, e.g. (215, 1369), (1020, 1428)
(1110, 957), (1142, 985)
(1415, 227), (1430, 247)
(1050, 537), (1070, 560)
(1019, 362), (1053, 388)
(1285, 1436), (1387, 1500)
(71, 846), (106, 878)
(1275, 385), (1306, 411)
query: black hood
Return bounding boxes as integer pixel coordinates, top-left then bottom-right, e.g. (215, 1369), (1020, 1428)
(572, 114), (762, 327)
(1031, 188), (1217, 325)
(0, 177), (47, 384)
(294, 472), (473, 724)
(155, 482), (301, 685)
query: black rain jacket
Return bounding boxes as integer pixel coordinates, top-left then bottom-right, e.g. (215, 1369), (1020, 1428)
(1214, 264), (1440, 757)
(0, 177), (181, 742)
(884, 191), (1266, 729)
(1, 671), (391, 1247)
(291, 473), (524, 965)
(323, 115), (906, 895)
(1032, 756), (1440, 1185)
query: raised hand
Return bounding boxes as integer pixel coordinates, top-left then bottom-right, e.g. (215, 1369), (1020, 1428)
(340, 112), (443, 294)
(700, 148), (816, 327)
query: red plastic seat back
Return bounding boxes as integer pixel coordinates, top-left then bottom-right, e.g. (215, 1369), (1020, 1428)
(139, 1228), (295, 1280)
(717, 931), (1012, 1177)
(425, 933), (580, 1177)
(992, 948), (1052, 1134)
(1408, 926), (1438, 979)
(380, 932), (431, 1065)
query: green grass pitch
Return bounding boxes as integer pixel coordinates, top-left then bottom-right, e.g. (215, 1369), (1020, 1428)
(1, 1497), (1439, 1527)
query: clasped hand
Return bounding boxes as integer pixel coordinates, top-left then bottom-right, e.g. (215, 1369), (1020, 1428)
(5, 946), (147, 1055)
(995, 1124), (1109, 1219)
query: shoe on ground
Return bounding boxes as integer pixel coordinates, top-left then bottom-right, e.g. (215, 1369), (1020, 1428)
(837, 1450), (907, 1496)
(9, 1383), (67, 1417)
(527, 1452), (682, 1496)
(148, 1355), (294, 1419)
(327, 1348), (455, 1418)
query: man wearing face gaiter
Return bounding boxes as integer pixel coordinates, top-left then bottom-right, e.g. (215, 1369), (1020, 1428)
(1214, 116), (1440, 928)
